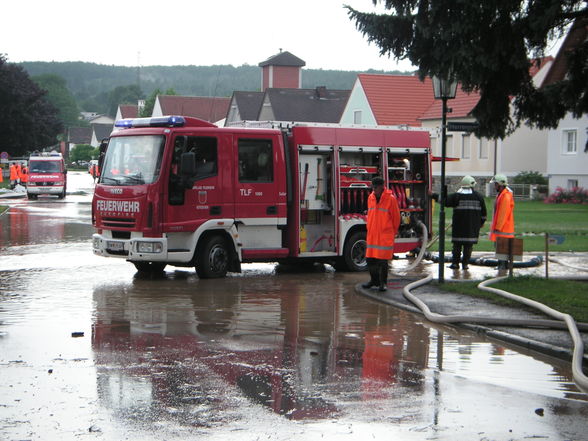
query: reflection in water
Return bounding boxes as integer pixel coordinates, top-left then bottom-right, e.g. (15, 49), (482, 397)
(92, 273), (431, 426)
(0, 203), (92, 250)
(91, 268), (587, 438)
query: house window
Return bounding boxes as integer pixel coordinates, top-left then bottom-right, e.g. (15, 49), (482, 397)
(445, 135), (453, 157)
(568, 179), (578, 190)
(461, 134), (471, 159)
(353, 110), (362, 124)
(478, 138), (488, 159)
(562, 129), (577, 154)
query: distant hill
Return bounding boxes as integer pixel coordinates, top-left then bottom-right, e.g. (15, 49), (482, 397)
(20, 61), (411, 115)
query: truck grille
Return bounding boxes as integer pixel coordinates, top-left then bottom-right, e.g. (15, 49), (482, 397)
(102, 217), (136, 228)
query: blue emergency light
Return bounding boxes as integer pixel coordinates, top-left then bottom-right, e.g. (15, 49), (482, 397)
(114, 116), (186, 128)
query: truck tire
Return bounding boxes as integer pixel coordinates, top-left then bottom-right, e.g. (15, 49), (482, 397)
(27, 193), (37, 200)
(196, 235), (229, 279)
(58, 188), (66, 199)
(337, 230), (368, 272)
(133, 262), (166, 274)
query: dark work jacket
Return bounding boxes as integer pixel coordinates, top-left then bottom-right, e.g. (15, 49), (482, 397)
(445, 188), (487, 244)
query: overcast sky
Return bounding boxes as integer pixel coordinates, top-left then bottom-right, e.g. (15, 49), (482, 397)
(2, 0), (418, 72)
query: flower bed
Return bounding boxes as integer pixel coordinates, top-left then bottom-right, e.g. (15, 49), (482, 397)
(544, 187), (588, 204)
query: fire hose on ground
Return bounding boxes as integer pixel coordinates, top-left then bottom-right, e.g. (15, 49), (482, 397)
(382, 221), (588, 394)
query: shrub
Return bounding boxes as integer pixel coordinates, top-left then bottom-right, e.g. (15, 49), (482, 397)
(513, 171), (548, 185)
(544, 187), (588, 204)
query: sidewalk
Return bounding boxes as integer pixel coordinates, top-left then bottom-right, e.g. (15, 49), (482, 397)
(356, 255), (588, 365)
(0, 185), (26, 199)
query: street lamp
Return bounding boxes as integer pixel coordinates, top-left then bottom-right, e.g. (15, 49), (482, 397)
(432, 75), (458, 283)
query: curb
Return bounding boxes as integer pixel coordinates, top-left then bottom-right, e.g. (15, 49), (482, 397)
(356, 282), (588, 365)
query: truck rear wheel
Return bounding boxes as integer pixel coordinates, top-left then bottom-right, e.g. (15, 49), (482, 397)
(196, 235), (229, 279)
(133, 262), (166, 274)
(337, 230), (368, 272)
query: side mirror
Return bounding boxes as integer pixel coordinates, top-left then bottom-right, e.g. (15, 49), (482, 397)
(180, 152), (196, 176)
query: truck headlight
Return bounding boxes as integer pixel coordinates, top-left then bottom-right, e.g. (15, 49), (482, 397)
(136, 241), (163, 253)
(93, 237), (100, 249)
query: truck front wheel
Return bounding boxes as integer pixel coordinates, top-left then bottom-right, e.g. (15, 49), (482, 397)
(196, 235), (229, 279)
(336, 230), (368, 272)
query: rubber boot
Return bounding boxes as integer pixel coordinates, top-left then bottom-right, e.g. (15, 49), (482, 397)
(378, 260), (388, 292)
(448, 243), (461, 269)
(362, 259), (380, 289)
(462, 244), (473, 270)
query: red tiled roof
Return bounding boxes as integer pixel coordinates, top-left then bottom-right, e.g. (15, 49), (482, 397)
(358, 74), (435, 126)
(529, 56), (554, 78)
(120, 105), (138, 119)
(419, 87), (481, 120)
(158, 95), (230, 122)
(542, 18), (587, 86)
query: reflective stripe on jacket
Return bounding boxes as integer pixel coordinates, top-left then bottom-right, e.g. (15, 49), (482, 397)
(489, 187), (515, 241)
(366, 189), (401, 260)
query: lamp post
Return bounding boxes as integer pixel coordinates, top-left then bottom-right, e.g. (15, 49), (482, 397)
(432, 75), (458, 283)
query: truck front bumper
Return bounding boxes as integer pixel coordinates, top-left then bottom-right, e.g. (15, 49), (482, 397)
(27, 185), (64, 195)
(92, 233), (169, 261)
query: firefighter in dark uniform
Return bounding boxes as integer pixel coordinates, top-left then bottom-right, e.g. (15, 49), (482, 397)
(444, 175), (487, 270)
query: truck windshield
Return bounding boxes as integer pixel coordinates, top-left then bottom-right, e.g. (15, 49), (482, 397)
(100, 135), (165, 186)
(29, 161), (61, 173)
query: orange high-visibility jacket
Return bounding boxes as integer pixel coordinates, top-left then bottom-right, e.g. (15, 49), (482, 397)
(489, 187), (515, 241)
(20, 166), (28, 183)
(10, 164), (18, 180)
(366, 189), (401, 260)
(0, 166), (3, 182)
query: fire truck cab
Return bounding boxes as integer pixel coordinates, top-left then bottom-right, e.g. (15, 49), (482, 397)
(92, 116), (432, 277)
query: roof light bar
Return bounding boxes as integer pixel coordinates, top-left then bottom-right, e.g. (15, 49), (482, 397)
(114, 116), (186, 128)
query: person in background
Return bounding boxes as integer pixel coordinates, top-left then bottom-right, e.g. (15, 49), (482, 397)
(489, 174), (515, 269)
(20, 163), (28, 186)
(10, 163), (19, 188)
(0, 164), (3, 183)
(444, 175), (487, 270)
(362, 176), (401, 292)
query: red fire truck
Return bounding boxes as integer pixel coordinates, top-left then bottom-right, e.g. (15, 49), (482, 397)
(92, 116), (432, 277)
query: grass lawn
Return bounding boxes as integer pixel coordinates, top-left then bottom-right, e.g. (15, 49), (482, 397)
(441, 276), (588, 323)
(430, 198), (588, 252)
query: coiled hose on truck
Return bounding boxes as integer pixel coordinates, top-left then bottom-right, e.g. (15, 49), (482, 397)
(385, 221), (588, 394)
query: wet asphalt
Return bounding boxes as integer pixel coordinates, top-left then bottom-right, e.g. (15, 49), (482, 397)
(1, 172), (588, 441)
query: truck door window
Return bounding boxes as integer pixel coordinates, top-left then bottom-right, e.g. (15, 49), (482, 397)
(238, 139), (273, 183)
(169, 136), (217, 205)
(170, 136), (218, 181)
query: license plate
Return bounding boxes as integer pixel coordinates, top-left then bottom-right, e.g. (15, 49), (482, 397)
(106, 241), (124, 251)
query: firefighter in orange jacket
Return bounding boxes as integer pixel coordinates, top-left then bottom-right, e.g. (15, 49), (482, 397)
(489, 174), (515, 268)
(10, 163), (19, 188)
(20, 163), (28, 185)
(362, 176), (401, 292)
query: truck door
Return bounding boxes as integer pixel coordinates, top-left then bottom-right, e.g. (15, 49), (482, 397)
(234, 135), (286, 250)
(165, 134), (226, 228)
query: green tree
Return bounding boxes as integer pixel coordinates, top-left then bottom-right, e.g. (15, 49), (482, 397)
(70, 144), (97, 162)
(139, 87), (177, 117)
(32, 74), (80, 128)
(347, 1), (588, 139)
(107, 84), (143, 117)
(0, 55), (63, 156)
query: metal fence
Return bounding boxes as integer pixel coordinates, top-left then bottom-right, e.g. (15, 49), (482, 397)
(486, 183), (548, 200)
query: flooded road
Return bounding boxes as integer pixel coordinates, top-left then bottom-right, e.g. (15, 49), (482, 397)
(1, 173), (587, 441)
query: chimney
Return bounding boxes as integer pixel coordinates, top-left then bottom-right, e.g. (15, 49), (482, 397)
(315, 86), (327, 99)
